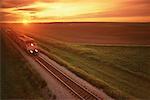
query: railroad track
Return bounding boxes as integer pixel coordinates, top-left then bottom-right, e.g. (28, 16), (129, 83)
(5, 28), (102, 100)
(35, 55), (101, 100)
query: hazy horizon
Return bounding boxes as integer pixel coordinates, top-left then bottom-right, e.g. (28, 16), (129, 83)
(1, 0), (150, 23)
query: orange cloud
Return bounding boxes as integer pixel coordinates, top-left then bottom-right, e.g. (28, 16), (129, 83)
(1, 0), (150, 22)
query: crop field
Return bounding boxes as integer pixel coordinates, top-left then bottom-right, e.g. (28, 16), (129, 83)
(8, 22), (150, 45)
(6, 22), (150, 99)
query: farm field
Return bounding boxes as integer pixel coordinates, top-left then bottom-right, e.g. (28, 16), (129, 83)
(6, 22), (150, 99)
(8, 22), (150, 45)
(35, 36), (150, 99)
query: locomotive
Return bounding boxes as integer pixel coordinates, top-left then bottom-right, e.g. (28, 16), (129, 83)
(17, 35), (39, 55)
(7, 29), (39, 55)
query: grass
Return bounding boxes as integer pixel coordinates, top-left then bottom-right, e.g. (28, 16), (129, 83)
(1, 32), (54, 99)
(31, 35), (150, 99)
(6, 22), (150, 99)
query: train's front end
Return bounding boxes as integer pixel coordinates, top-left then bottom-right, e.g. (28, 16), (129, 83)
(27, 42), (39, 55)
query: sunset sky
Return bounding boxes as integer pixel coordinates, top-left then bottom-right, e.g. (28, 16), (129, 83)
(1, 0), (150, 23)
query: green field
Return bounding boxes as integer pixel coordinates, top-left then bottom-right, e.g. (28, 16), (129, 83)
(1, 33), (54, 99)
(31, 35), (150, 99)
(6, 22), (150, 99)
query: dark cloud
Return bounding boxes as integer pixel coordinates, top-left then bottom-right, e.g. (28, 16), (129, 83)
(123, 0), (150, 5)
(1, 0), (37, 8)
(0, 11), (20, 21)
(0, 12), (11, 15)
(17, 8), (42, 11)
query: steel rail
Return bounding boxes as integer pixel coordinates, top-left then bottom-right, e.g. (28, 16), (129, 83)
(35, 56), (101, 100)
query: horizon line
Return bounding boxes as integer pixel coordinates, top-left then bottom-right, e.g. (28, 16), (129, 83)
(1, 21), (150, 24)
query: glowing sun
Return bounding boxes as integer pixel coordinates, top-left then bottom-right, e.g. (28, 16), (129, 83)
(22, 19), (30, 24)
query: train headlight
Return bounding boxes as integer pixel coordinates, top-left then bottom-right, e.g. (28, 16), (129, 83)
(31, 43), (34, 46)
(30, 50), (33, 53)
(35, 49), (38, 52)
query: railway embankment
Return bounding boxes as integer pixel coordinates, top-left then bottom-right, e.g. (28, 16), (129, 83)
(1, 31), (55, 99)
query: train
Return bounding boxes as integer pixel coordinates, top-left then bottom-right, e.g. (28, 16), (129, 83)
(17, 35), (39, 55)
(7, 28), (39, 55)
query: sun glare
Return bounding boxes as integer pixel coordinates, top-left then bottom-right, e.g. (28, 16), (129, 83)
(1, 0), (149, 22)
(22, 19), (29, 25)
(34, 2), (106, 18)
